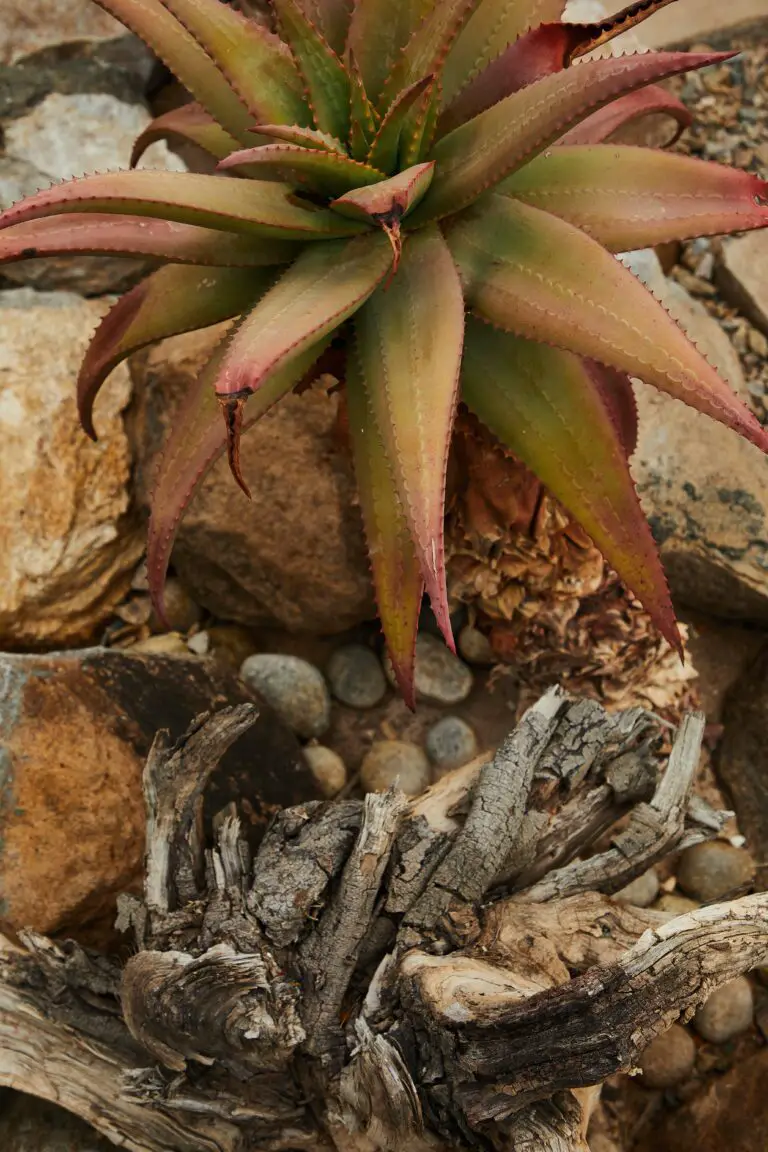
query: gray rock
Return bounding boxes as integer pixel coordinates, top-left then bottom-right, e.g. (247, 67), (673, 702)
(614, 868), (660, 908)
(638, 1023), (696, 1089)
(693, 977), (754, 1044)
(240, 654), (331, 740)
(457, 623), (495, 666)
(303, 745), (347, 798)
(0, 1), (122, 66)
(425, 715), (479, 774)
(326, 644), (387, 709)
(360, 741), (431, 796)
(676, 841), (754, 903)
(624, 249), (768, 622)
(717, 229), (768, 336)
(386, 633), (474, 705)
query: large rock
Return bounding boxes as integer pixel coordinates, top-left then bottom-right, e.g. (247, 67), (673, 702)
(130, 327), (375, 633)
(637, 1047), (768, 1152)
(626, 251), (768, 621)
(0, 288), (143, 648)
(0, 649), (320, 938)
(0, 0), (122, 65)
(717, 230), (768, 338)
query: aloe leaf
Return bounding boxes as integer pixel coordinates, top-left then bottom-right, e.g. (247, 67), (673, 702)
(412, 50), (733, 224)
(272, 0), (350, 140)
(78, 264), (274, 440)
(130, 103), (240, 166)
(461, 316), (680, 651)
(442, 0), (566, 104)
(295, 0), (353, 55)
(557, 85), (692, 147)
(0, 214), (300, 267)
(250, 123), (347, 153)
(218, 143), (384, 195)
(366, 77), (434, 175)
(380, 0), (477, 109)
(398, 76), (440, 168)
(345, 356), (423, 707)
(500, 145), (768, 251)
(448, 194), (768, 453)
(147, 335), (327, 625)
(346, 0), (433, 108)
(160, 0), (310, 128)
(347, 53), (380, 161)
(354, 225), (464, 650)
(0, 170), (367, 240)
(330, 163), (434, 224)
(90, 0), (254, 139)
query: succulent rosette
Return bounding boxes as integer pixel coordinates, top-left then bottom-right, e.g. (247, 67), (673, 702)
(2, 0), (767, 700)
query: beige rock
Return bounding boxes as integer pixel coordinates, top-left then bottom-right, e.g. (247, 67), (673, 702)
(0, 289), (142, 647)
(0, 0), (121, 64)
(693, 977), (754, 1044)
(638, 1023), (696, 1089)
(717, 230), (768, 338)
(130, 327), (374, 633)
(625, 251), (768, 621)
(304, 745), (347, 798)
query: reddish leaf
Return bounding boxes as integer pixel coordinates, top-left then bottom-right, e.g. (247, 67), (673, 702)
(412, 50), (734, 224)
(78, 264), (273, 440)
(557, 85), (692, 146)
(461, 316), (680, 651)
(249, 123), (347, 153)
(354, 225), (465, 649)
(398, 74), (440, 169)
(0, 214), (299, 268)
(448, 194), (768, 454)
(330, 163), (435, 263)
(130, 103), (239, 166)
(500, 145), (768, 252)
(0, 170), (367, 239)
(345, 356), (423, 706)
(217, 143), (385, 195)
(295, 0), (353, 55)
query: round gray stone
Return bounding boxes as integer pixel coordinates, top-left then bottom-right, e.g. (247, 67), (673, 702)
(614, 868), (660, 909)
(386, 633), (473, 705)
(676, 841), (754, 903)
(638, 1024), (696, 1089)
(361, 741), (431, 797)
(326, 644), (387, 709)
(240, 654), (330, 739)
(457, 624), (495, 666)
(693, 977), (754, 1044)
(425, 715), (479, 773)
(303, 745), (347, 798)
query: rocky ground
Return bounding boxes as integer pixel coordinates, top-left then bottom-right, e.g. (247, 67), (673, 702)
(1, 2), (768, 1151)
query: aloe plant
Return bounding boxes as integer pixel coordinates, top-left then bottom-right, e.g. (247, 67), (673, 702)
(1, 0), (767, 702)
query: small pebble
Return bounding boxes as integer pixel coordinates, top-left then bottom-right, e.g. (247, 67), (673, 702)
(693, 977), (754, 1044)
(360, 741), (430, 796)
(425, 715), (479, 774)
(326, 644), (387, 709)
(240, 654), (331, 739)
(206, 625), (257, 671)
(614, 868), (660, 909)
(386, 633), (473, 704)
(457, 624), (495, 666)
(638, 1024), (696, 1089)
(187, 630), (210, 656)
(677, 841), (754, 903)
(654, 893), (700, 917)
(149, 577), (202, 634)
(129, 631), (189, 657)
(304, 745), (347, 798)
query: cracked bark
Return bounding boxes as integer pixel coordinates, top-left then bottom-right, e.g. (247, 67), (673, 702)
(0, 692), (764, 1152)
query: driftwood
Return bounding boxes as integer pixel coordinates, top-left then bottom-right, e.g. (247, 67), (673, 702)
(0, 688), (765, 1152)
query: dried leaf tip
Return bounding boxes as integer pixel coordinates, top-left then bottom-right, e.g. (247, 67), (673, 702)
(219, 392), (252, 498)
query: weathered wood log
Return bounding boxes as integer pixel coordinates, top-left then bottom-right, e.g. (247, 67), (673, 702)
(0, 689), (765, 1152)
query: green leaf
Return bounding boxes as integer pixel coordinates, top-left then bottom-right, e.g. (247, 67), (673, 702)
(348, 53), (381, 161)
(0, 214), (300, 268)
(411, 50), (734, 224)
(78, 264), (274, 440)
(161, 0), (310, 128)
(366, 77), (434, 175)
(251, 123), (348, 153)
(398, 75), (440, 168)
(448, 194), (768, 453)
(147, 334), (327, 625)
(0, 170), (368, 240)
(90, 0), (255, 139)
(130, 103), (239, 166)
(461, 316), (680, 651)
(380, 0), (477, 109)
(345, 357), (423, 707)
(272, 0), (350, 140)
(218, 144), (385, 196)
(354, 225), (464, 649)
(294, 0), (354, 55)
(442, 0), (566, 104)
(499, 145), (768, 251)
(346, 0), (434, 108)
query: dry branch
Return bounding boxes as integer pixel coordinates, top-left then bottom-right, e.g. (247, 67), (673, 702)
(0, 696), (764, 1152)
